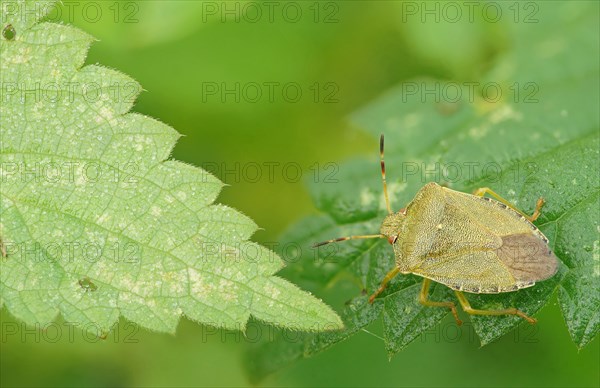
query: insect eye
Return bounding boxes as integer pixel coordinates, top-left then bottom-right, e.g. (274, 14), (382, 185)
(388, 236), (398, 244)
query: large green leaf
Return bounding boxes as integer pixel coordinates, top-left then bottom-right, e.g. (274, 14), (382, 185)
(0, 0), (342, 335)
(246, 1), (599, 379)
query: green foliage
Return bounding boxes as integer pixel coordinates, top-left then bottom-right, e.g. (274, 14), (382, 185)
(246, 1), (599, 379)
(0, 0), (342, 335)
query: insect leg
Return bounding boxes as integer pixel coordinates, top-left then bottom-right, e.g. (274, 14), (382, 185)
(368, 267), (400, 304)
(472, 187), (545, 222)
(454, 291), (537, 324)
(418, 279), (462, 325)
(528, 197), (545, 222)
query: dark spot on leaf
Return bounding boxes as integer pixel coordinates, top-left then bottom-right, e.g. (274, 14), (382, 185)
(2, 24), (16, 41)
(78, 277), (98, 292)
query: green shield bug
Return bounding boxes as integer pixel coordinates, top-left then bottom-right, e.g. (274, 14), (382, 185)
(315, 135), (558, 325)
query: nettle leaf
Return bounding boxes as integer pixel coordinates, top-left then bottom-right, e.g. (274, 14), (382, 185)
(246, 1), (599, 378)
(0, 0), (342, 335)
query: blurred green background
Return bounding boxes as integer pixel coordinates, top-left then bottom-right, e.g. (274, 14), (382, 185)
(1, 1), (598, 387)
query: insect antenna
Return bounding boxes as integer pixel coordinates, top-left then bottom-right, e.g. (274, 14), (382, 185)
(312, 234), (385, 248)
(380, 134), (392, 215)
(313, 135), (393, 248)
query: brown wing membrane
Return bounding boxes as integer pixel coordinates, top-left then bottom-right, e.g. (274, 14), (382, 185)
(496, 233), (558, 282)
